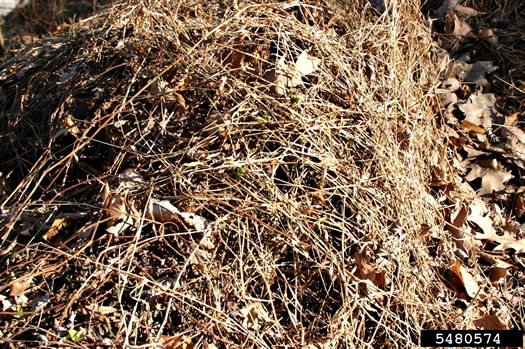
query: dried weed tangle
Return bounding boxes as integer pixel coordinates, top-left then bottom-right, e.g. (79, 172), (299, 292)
(0, 0), (518, 347)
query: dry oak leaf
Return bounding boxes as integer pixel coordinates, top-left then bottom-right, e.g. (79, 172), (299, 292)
(463, 145), (488, 161)
(454, 5), (481, 18)
(474, 227), (525, 254)
(458, 93), (498, 129)
(489, 264), (509, 283)
(290, 51), (321, 87)
(354, 247), (386, 287)
(455, 61), (498, 87)
(501, 126), (525, 159)
(473, 311), (508, 330)
(449, 259), (481, 298)
(447, 11), (472, 37)
(465, 163), (512, 196)
(467, 199), (496, 237)
(462, 120), (485, 134)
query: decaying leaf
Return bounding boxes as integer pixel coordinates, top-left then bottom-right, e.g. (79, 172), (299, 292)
(462, 120), (485, 134)
(454, 5), (480, 18)
(148, 199), (210, 232)
(103, 184), (140, 235)
(10, 278), (32, 297)
(489, 265), (508, 283)
(467, 199), (496, 237)
(448, 205), (468, 240)
(463, 145), (488, 160)
(500, 126), (525, 158)
(240, 302), (272, 330)
(438, 91), (457, 108)
(449, 259), (480, 298)
(290, 51), (321, 87)
(158, 335), (194, 349)
(473, 312), (508, 330)
(465, 163), (512, 196)
(458, 93), (497, 130)
(442, 77), (460, 92)
(474, 226), (525, 254)
(172, 92), (186, 110)
(266, 51), (320, 96)
(85, 304), (118, 315)
(447, 11), (472, 37)
(354, 247), (387, 288)
(118, 169), (144, 191)
(455, 61), (498, 87)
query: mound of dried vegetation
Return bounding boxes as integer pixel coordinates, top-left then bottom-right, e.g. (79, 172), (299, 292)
(0, 0), (471, 347)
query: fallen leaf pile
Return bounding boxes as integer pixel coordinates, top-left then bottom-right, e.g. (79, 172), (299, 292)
(431, 0), (525, 331)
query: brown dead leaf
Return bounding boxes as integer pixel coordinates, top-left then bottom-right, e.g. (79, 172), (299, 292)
(489, 266), (508, 283)
(474, 225), (525, 254)
(458, 94), (498, 129)
(467, 199), (496, 237)
(148, 199), (209, 232)
(449, 12), (472, 37)
(463, 145), (488, 160)
(454, 5), (481, 18)
(354, 247), (386, 287)
(500, 126), (525, 158)
(449, 205), (468, 240)
(173, 92), (186, 110)
(515, 193), (525, 219)
(103, 185), (140, 235)
(462, 120), (485, 134)
(449, 259), (480, 298)
(10, 278), (32, 297)
(159, 335), (194, 349)
(240, 302), (271, 330)
(85, 304), (118, 315)
(473, 312), (508, 330)
(290, 51), (320, 87)
(465, 163), (512, 196)
(438, 91), (457, 108)
(265, 51), (320, 96)
(455, 62), (498, 87)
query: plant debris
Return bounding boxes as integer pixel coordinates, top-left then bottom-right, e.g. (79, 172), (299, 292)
(0, 0), (524, 347)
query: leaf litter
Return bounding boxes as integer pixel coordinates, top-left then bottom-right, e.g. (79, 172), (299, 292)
(0, 0), (524, 347)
